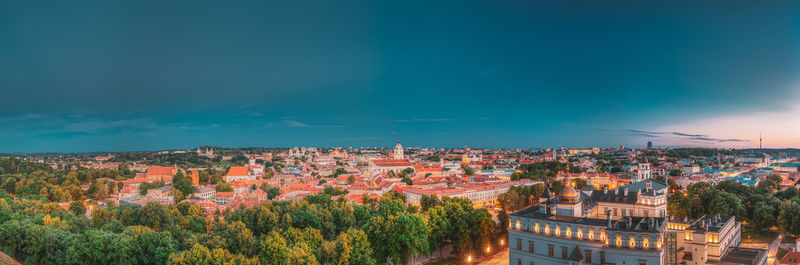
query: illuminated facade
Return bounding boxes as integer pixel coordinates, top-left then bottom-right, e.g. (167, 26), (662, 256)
(509, 180), (765, 265)
(509, 183), (666, 265)
(664, 215), (765, 265)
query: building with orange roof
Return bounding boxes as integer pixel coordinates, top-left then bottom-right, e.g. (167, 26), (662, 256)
(225, 166), (255, 183)
(215, 192), (235, 206)
(146, 166), (178, 184)
(404, 180), (540, 207)
(368, 159), (413, 177)
(782, 251), (800, 265)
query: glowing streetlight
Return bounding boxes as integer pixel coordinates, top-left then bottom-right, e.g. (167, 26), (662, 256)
(500, 239), (504, 245)
(467, 255), (472, 262)
(487, 246), (491, 253)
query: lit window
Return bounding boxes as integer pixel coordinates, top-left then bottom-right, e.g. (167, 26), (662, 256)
(616, 237), (622, 246)
(577, 229), (583, 239)
(629, 237), (636, 248)
(566, 228), (571, 238)
(589, 230), (594, 240)
(643, 238), (649, 249)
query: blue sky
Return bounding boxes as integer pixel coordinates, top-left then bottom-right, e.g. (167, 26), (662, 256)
(2, 0), (800, 152)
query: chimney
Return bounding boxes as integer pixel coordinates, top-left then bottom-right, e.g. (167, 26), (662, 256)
(606, 210), (612, 228)
(646, 180), (653, 191)
(624, 188), (629, 196)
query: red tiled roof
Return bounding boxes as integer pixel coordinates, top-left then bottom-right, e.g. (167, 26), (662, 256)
(781, 251), (800, 264)
(226, 166), (249, 176)
(147, 166), (175, 176)
(372, 159), (412, 167)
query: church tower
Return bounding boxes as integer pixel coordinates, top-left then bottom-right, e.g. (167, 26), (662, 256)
(393, 142), (404, 160)
(637, 162), (651, 182)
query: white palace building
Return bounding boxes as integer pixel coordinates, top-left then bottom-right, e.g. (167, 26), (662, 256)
(508, 179), (766, 265)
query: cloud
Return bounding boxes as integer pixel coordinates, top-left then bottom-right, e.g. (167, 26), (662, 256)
(688, 136), (748, 143)
(282, 119), (344, 128)
(626, 129), (668, 137)
(590, 126), (750, 145)
(672, 132), (706, 137)
(284, 120), (311, 127)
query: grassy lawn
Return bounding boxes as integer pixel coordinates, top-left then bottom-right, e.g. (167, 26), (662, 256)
(0, 251), (20, 265)
(778, 248), (789, 261)
(741, 228), (778, 244)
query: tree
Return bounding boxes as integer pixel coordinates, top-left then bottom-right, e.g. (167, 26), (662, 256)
(395, 214), (430, 265)
(668, 168), (683, 177)
(344, 228), (375, 265)
(420, 195), (441, 212)
(401, 177), (413, 186)
(425, 206), (451, 258)
(126, 229), (178, 265)
(752, 202), (777, 230)
(138, 203), (170, 231)
(69, 201), (86, 216)
(287, 242), (320, 265)
(168, 243), (257, 265)
(173, 179), (194, 201)
(268, 187), (281, 199)
(462, 164), (475, 176)
(259, 231), (289, 265)
(67, 229), (134, 265)
(216, 183), (233, 193)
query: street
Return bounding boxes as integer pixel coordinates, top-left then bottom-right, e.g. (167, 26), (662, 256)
(766, 233), (784, 265)
(478, 248), (509, 265)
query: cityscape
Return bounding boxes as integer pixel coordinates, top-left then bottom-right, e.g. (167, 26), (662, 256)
(2, 1), (800, 265)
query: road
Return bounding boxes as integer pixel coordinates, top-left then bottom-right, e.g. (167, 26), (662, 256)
(766, 233), (784, 265)
(478, 248), (509, 265)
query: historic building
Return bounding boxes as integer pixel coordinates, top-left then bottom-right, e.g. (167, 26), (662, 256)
(509, 179), (766, 265)
(393, 142), (405, 160)
(509, 185), (666, 265)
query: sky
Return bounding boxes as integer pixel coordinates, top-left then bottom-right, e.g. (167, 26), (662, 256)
(1, 0), (800, 153)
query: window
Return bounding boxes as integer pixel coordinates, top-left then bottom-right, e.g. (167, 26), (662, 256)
(561, 247), (568, 259)
(528, 241), (535, 253)
(517, 238), (522, 250)
(638, 260), (647, 265)
(529, 262), (535, 265)
(585, 250), (592, 263)
(600, 251), (606, 264)
(643, 210), (649, 216)
(613, 208), (618, 216)
(516, 259), (521, 265)
(548, 245), (554, 257)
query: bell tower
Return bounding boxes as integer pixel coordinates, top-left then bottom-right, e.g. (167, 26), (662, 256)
(637, 162), (651, 182)
(393, 142), (404, 160)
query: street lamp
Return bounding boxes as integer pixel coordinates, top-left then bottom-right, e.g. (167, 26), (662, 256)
(487, 246), (491, 253)
(500, 239), (504, 246)
(467, 255), (472, 263)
